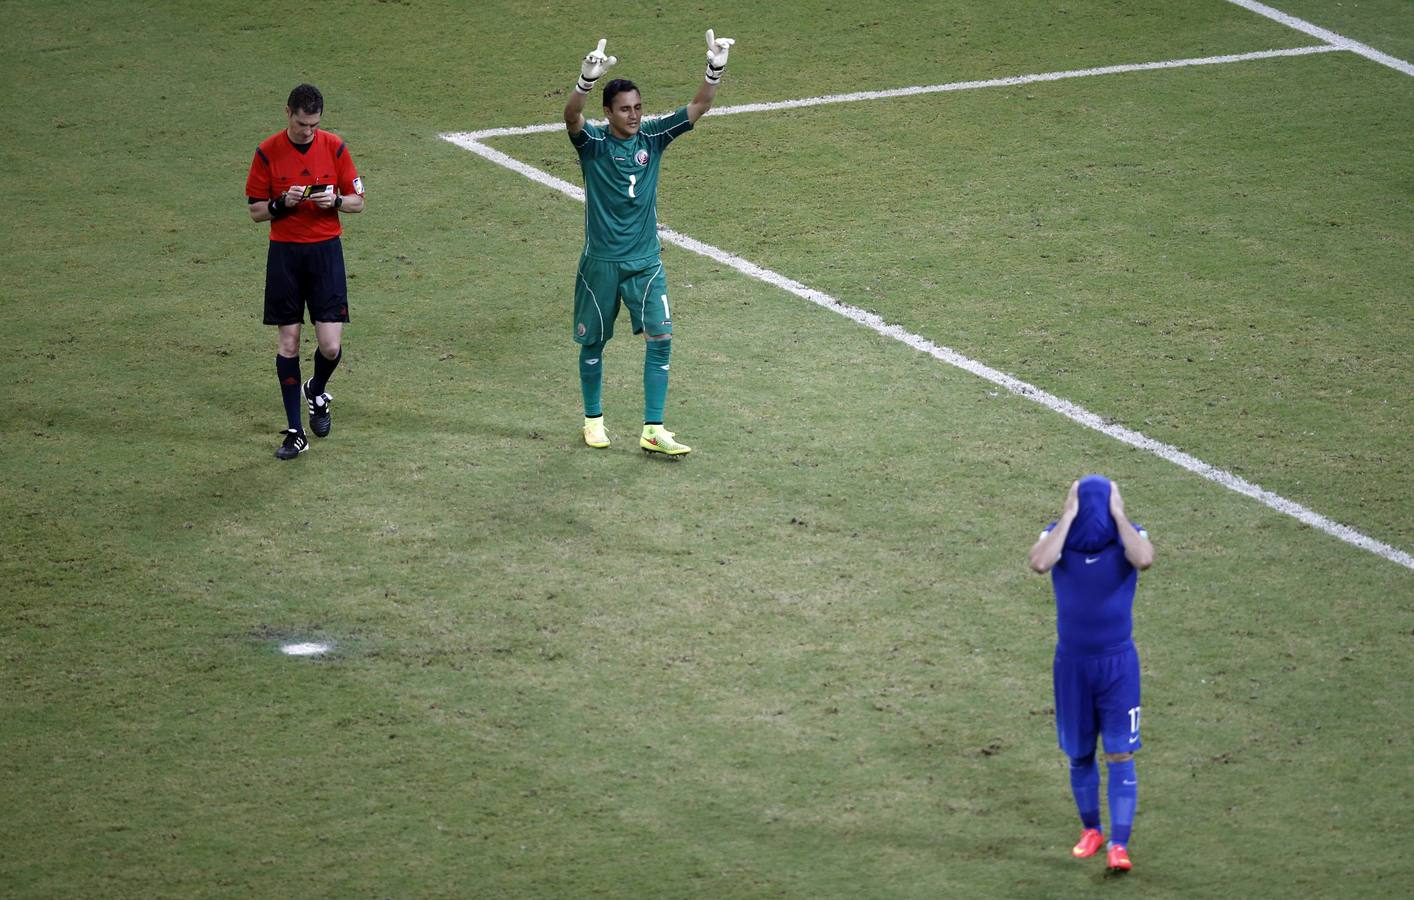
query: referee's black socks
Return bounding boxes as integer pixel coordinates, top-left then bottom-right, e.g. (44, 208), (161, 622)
(311, 347), (341, 396)
(276, 354), (302, 432)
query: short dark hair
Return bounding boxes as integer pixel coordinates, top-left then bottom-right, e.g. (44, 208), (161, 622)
(602, 79), (639, 109)
(287, 83), (324, 116)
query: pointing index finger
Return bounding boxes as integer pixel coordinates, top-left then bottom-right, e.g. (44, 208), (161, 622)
(595, 37), (607, 55)
(706, 28), (715, 50)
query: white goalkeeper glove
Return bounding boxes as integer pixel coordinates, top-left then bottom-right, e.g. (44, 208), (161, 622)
(576, 38), (617, 94)
(704, 29), (735, 84)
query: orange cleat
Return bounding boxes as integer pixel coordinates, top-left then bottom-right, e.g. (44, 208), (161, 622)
(1072, 828), (1104, 858)
(1106, 843), (1132, 872)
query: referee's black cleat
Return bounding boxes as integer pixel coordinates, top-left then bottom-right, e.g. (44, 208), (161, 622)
(303, 379), (333, 438)
(275, 428), (308, 460)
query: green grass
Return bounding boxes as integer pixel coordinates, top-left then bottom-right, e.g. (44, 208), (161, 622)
(622, 49), (1414, 548)
(3, 1), (1412, 897)
(1269, 0), (1414, 65)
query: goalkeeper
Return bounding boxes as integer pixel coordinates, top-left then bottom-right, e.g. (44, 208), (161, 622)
(563, 30), (736, 456)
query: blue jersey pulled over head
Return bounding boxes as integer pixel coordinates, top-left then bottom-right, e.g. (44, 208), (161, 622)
(1045, 475), (1147, 657)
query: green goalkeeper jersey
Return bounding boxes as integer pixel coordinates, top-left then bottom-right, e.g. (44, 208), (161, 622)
(571, 107), (693, 261)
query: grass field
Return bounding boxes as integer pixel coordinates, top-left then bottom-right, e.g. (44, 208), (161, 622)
(3, 1), (1412, 896)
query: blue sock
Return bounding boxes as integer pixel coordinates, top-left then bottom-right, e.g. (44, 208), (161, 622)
(276, 354), (302, 432)
(1069, 754), (1101, 830)
(579, 341), (605, 417)
(643, 338), (670, 424)
(1107, 758), (1137, 846)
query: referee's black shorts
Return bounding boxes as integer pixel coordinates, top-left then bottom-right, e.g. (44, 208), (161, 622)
(263, 237), (349, 325)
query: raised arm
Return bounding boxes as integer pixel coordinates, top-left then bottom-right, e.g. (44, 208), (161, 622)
(687, 29), (735, 124)
(1029, 480), (1079, 573)
(564, 89), (588, 136)
(565, 38), (617, 135)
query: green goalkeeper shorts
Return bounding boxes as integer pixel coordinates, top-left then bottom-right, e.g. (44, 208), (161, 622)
(573, 253), (672, 345)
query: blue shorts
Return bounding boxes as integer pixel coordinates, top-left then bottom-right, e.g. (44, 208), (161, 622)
(1053, 644), (1142, 758)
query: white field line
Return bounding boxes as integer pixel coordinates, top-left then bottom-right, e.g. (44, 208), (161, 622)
(447, 46), (1339, 142)
(1226, 0), (1414, 77)
(439, 51), (1414, 572)
(659, 229), (1414, 572)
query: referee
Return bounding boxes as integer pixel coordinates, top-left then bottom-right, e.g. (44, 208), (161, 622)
(246, 84), (365, 460)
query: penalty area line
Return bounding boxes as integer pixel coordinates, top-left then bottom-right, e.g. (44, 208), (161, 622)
(437, 51), (1413, 572)
(442, 128), (1414, 571)
(657, 228), (1413, 571)
(1225, 0), (1414, 77)
(445, 45), (1341, 142)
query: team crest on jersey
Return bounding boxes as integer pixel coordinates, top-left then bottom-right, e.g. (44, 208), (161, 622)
(352, 176), (364, 195)
(634, 149), (649, 166)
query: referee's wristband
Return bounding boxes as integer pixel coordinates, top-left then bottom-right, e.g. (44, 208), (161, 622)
(268, 196), (291, 219)
(334, 195), (343, 209)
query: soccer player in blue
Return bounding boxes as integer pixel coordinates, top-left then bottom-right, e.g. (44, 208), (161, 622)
(562, 30), (735, 456)
(1029, 475), (1154, 873)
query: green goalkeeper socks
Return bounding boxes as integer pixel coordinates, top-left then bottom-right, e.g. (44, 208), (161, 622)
(579, 341), (605, 417)
(644, 338), (670, 423)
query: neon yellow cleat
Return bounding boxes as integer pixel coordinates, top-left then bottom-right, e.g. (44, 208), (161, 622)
(640, 424), (690, 456)
(583, 416), (610, 448)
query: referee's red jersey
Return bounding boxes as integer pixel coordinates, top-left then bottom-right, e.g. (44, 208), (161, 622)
(246, 130), (362, 243)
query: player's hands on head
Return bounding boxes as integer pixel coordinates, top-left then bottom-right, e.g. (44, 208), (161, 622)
(704, 29), (735, 83)
(1108, 480), (1126, 520)
(1062, 479), (1080, 520)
